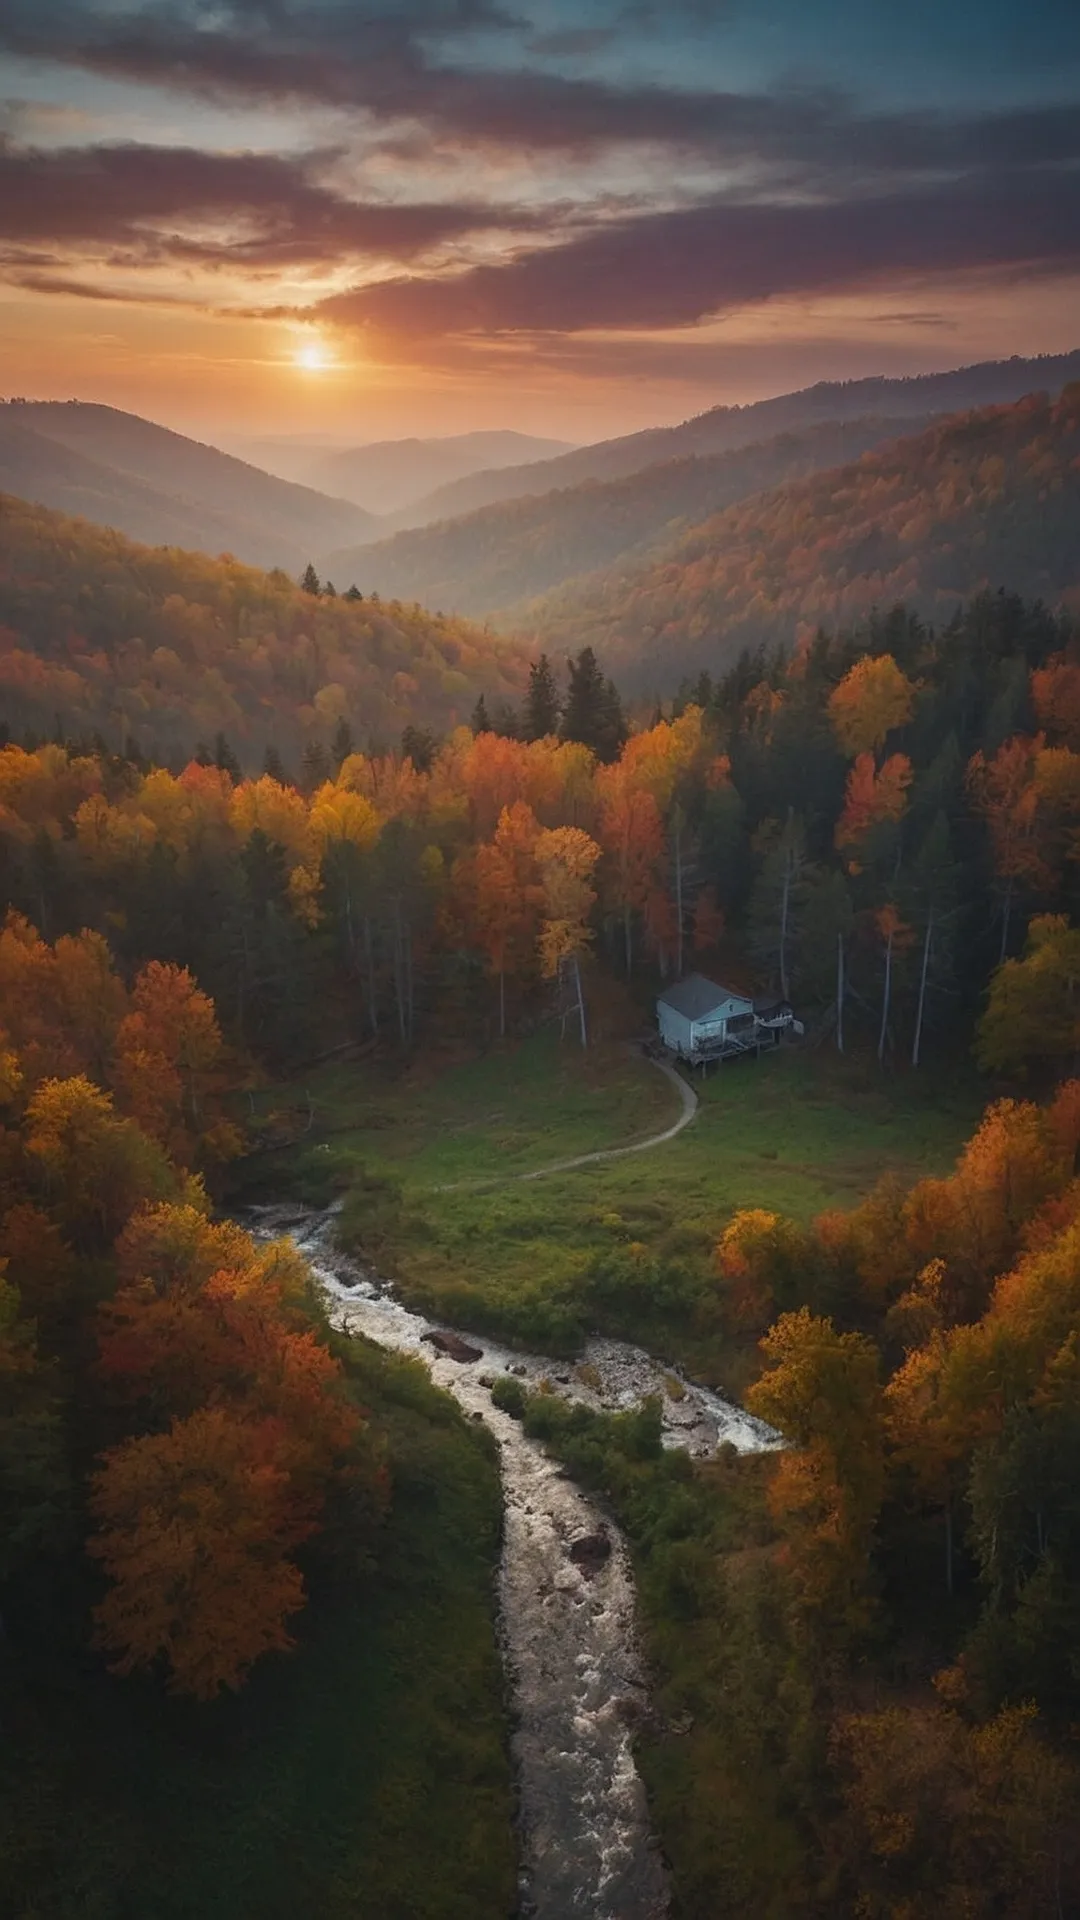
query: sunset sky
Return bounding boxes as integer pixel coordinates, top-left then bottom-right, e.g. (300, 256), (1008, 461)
(2, 0), (1079, 445)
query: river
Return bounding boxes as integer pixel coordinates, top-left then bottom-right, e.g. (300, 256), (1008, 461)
(250, 1204), (779, 1920)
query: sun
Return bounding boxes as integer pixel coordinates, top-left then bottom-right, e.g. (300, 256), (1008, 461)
(294, 338), (333, 372)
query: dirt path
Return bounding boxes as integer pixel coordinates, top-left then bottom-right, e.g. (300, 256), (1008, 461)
(434, 1053), (698, 1193)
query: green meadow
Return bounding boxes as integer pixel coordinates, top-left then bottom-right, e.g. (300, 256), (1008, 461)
(241, 1035), (982, 1372)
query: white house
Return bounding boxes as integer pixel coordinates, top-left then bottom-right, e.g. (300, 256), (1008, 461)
(656, 974), (798, 1066)
(656, 974), (755, 1058)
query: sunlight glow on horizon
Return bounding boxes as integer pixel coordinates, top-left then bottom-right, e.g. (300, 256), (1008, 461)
(293, 337), (334, 373)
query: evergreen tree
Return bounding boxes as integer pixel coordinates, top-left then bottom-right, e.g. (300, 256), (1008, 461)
(471, 694), (492, 735)
(492, 701), (520, 739)
(193, 740), (213, 767)
(331, 718), (355, 770)
(344, 584), (363, 602)
(401, 726), (437, 774)
(213, 732), (241, 782)
(323, 580), (337, 598)
(262, 744), (290, 785)
(300, 740), (330, 793)
(300, 563), (321, 596)
(523, 654), (560, 741)
(561, 648), (627, 762)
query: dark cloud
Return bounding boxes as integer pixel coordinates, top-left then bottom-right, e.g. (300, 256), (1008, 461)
(3, 1), (1078, 181)
(525, 28), (619, 56)
(0, 138), (535, 272)
(317, 165), (1080, 338)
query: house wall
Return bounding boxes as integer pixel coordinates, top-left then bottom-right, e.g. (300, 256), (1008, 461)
(658, 1004), (694, 1053)
(659, 992), (754, 1057)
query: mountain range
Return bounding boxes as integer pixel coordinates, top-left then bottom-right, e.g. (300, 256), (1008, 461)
(300, 431), (576, 514)
(517, 388), (1080, 688)
(2, 353), (1079, 731)
(0, 403), (375, 573)
(381, 349), (1080, 530)
(320, 413), (940, 619)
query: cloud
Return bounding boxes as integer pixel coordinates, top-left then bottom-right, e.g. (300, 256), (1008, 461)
(4, 1), (1079, 180)
(0, 137), (538, 275)
(316, 165), (1080, 339)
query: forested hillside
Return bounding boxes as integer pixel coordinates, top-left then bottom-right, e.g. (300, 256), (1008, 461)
(521, 389), (1080, 688)
(0, 402), (375, 572)
(0, 495), (527, 764)
(2, 592), (1078, 1079)
(388, 349), (1080, 527)
(322, 415), (926, 618)
(5, 589), (1080, 1913)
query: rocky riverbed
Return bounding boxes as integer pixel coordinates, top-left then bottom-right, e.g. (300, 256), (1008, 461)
(249, 1203), (779, 1920)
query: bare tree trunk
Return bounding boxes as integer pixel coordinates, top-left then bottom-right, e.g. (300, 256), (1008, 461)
(392, 899), (407, 1046)
(673, 810), (685, 978)
(573, 953), (588, 1048)
(944, 1496), (954, 1597)
(624, 901), (632, 975)
(1000, 875), (1013, 965)
(498, 966), (506, 1040)
(912, 912), (933, 1067)
(779, 845), (791, 1002)
(836, 932), (845, 1054)
(363, 915), (379, 1036)
(878, 925), (894, 1066)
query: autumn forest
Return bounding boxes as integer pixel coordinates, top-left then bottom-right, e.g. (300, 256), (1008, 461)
(2, 345), (1080, 1919)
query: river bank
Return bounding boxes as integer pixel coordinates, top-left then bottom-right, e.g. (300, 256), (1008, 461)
(251, 1202), (779, 1920)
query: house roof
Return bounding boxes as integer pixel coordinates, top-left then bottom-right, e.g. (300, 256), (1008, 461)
(657, 973), (751, 1020)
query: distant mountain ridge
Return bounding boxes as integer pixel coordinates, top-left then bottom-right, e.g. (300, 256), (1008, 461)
(513, 389), (1080, 688)
(390, 350), (1080, 529)
(302, 430), (577, 514)
(320, 413), (938, 618)
(0, 402), (375, 573)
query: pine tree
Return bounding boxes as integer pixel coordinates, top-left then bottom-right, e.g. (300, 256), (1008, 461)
(598, 674), (628, 764)
(323, 580), (337, 598)
(262, 744), (290, 785)
(300, 740), (330, 793)
(213, 732), (241, 781)
(560, 649), (627, 763)
(331, 718), (355, 770)
(524, 654), (560, 741)
(300, 562), (321, 596)
(401, 725), (437, 773)
(471, 694), (492, 735)
(344, 584), (363, 601)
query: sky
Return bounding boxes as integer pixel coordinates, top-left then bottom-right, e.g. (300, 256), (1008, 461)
(1, 0), (1079, 446)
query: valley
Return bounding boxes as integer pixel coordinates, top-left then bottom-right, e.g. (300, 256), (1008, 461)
(3, 342), (1080, 1920)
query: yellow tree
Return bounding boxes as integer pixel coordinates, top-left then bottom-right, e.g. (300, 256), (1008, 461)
(828, 654), (916, 757)
(976, 914), (1080, 1078)
(748, 1307), (883, 1625)
(24, 1076), (172, 1247)
(534, 826), (601, 1047)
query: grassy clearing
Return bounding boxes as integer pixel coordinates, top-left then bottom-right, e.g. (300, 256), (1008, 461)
(242, 1033), (675, 1196)
(0, 1342), (516, 1920)
(238, 1034), (982, 1372)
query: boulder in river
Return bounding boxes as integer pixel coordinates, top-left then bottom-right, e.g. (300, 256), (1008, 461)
(422, 1329), (483, 1363)
(568, 1528), (612, 1577)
